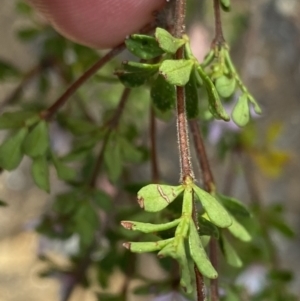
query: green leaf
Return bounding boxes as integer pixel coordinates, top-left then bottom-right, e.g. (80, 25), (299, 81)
(116, 61), (159, 88)
(217, 194), (251, 218)
(137, 184), (184, 212)
(119, 138), (143, 163)
(104, 136), (122, 182)
(17, 28), (41, 41)
(185, 69), (199, 119)
(220, 236), (243, 268)
(268, 217), (295, 238)
(228, 215), (251, 242)
(159, 59), (194, 86)
(97, 293), (123, 301)
(178, 244), (193, 294)
(0, 111), (38, 129)
(248, 95), (262, 114)
(0, 128), (27, 170)
(155, 27), (186, 54)
(196, 65), (230, 121)
(189, 220), (218, 279)
(74, 203), (99, 247)
(232, 94), (250, 127)
(121, 219), (180, 233)
(151, 74), (176, 112)
(123, 238), (174, 253)
(0, 60), (20, 79)
(53, 192), (78, 214)
(16, 2), (33, 14)
(159, 239), (193, 294)
(22, 120), (49, 158)
(193, 185), (232, 228)
(221, 0), (231, 12)
(91, 190), (112, 212)
(0, 200), (7, 206)
(125, 34), (164, 59)
(215, 76), (236, 98)
(198, 216), (219, 239)
(268, 269), (293, 283)
(58, 115), (97, 135)
(31, 156), (50, 192)
(51, 154), (76, 181)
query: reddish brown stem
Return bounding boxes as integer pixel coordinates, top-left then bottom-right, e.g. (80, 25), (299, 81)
(174, 0), (192, 181)
(212, 0), (225, 47)
(41, 43), (126, 120)
(174, 1), (205, 300)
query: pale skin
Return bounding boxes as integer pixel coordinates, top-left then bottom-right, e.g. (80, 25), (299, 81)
(28, 0), (166, 49)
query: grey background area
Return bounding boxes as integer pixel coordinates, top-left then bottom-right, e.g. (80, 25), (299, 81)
(0, 0), (300, 300)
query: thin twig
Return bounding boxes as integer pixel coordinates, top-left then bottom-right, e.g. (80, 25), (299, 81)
(0, 58), (54, 111)
(40, 22), (156, 121)
(89, 88), (131, 187)
(40, 43), (126, 120)
(189, 120), (219, 301)
(53, 59), (96, 123)
(212, 0), (225, 47)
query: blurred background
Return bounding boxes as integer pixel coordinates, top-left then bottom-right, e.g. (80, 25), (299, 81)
(0, 0), (299, 300)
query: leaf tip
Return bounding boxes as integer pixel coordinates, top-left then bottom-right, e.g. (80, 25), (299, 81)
(122, 242), (131, 250)
(137, 196), (144, 209)
(121, 221), (134, 230)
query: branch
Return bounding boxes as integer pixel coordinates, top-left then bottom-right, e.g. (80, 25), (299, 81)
(41, 43), (126, 121)
(89, 87), (131, 187)
(174, 0), (192, 180)
(40, 22), (156, 121)
(61, 88), (131, 301)
(189, 120), (219, 301)
(212, 0), (225, 48)
(174, 1), (205, 299)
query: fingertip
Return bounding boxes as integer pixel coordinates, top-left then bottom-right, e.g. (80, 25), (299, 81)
(29, 0), (166, 48)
